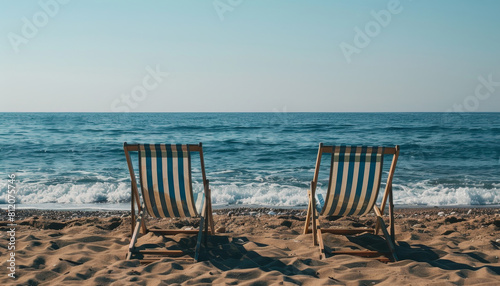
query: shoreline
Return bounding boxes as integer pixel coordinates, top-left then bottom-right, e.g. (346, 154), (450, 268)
(2, 203), (500, 213)
(2, 206), (499, 221)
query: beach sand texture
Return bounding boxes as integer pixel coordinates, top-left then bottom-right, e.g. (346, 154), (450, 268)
(1, 208), (499, 285)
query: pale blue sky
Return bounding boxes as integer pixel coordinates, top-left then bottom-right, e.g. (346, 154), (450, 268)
(1, 0), (500, 112)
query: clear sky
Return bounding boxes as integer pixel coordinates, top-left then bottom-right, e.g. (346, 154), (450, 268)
(1, 0), (500, 112)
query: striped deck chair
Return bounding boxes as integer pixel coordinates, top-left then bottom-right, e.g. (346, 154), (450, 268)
(303, 144), (400, 262)
(124, 142), (215, 262)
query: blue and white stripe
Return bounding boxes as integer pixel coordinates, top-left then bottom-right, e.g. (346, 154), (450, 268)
(138, 144), (200, 218)
(321, 146), (384, 217)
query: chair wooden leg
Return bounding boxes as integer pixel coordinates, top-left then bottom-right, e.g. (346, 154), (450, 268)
(303, 192), (312, 235)
(195, 216), (206, 262)
(316, 217), (325, 259)
(374, 203), (384, 236)
(127, 210), (143, 260)
(208, 191), (215, 235)
(204, 214), (209, 246)
(374, 209), (381, 235)
(374, 206), (398, 261)
(205, 197), (211, 244)
(208, 206), (214, 235)
(210, 214), (215, 235)
(312, 217), (318, 245)
(309, 191), (318, 246)
(389, 189), (395, 244)
(140, 214), (148, 235)
(131, 193), (135, 236)
(377, 217), (398, 261)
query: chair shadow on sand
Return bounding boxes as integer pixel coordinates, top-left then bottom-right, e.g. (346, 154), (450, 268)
(131, 234), (199, 260)
(134, 233), (319, 282)
(133, 231), (500, 279)
(202, 236), (319, 281)
(316, 232), (500, 275)
(396, 241), (500, 275)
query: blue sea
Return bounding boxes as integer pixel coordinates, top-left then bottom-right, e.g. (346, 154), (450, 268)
(1, 112), (499, 209)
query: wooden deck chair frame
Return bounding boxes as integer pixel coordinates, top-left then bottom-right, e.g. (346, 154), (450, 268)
(124, 142), (215, 263)
(303, 143), (400, 262)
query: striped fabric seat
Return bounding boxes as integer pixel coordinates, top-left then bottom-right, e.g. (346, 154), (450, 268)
(139, 144), (201, 218)
(321, 145), (385, 217)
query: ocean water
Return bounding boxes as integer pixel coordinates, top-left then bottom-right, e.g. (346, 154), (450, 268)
(0, 112), (499, 209)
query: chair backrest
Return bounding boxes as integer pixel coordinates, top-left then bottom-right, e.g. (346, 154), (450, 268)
(138, 144), (200, 218)
(321, 145), (386, 217)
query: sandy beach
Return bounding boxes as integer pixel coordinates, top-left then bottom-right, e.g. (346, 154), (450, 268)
(1, 207), (499, 285)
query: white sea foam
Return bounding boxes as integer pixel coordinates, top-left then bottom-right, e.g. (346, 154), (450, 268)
(209, 183), (308, 207)
(393, 181), (500, 206)
(0, 181), (129, 204)
(1, 180), (499, 207)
